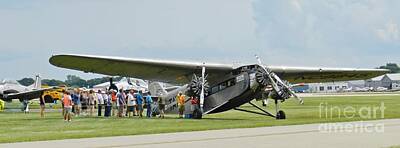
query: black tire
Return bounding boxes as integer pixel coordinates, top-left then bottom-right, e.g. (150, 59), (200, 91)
(276, 110), (286, 120)
(192, 109), (203, 119)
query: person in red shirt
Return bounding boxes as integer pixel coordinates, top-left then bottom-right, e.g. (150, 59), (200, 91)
(191, 96), (199, 113)
(111, 90), (117, 116)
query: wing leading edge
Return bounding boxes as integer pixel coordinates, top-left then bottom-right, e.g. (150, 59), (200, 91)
(270, 66), (389, 83)
(49, 54), (389, 84)
(49, 54), (234, 84)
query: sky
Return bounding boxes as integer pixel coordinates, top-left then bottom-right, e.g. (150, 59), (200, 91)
(0, 0), (399, 80)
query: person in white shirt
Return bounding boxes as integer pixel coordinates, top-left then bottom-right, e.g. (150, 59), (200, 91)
(126, 89), (136, 117)
(97, 90), (104, 116)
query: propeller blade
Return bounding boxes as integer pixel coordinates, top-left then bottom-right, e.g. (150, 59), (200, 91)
(255, 55), (303, 104)
(259, 65), (281, 93)
(271, 74), (304, 104)
(200, 63), (206, 112)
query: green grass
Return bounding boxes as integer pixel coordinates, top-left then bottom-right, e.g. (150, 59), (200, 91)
(4, 100), (62, 110)
(0, 95), (399, 143)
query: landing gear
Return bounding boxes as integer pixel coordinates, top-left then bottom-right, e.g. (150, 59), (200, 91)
(274, 99), (285, 120)
(276, 110), (286, 120)
(234, 102), (276, 118)
(192, 109), (203, 119)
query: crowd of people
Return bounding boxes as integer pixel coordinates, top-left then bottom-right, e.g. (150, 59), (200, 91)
(60, 88), (200, 122)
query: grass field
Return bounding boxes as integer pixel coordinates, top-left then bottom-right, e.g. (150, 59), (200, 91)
(0, 95), (399, 143)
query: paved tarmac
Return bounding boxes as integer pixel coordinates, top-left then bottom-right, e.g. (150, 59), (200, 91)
(1, 119), (399, 148)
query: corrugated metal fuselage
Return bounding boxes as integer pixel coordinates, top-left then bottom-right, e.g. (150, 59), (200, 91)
(162, 70), (261, 115)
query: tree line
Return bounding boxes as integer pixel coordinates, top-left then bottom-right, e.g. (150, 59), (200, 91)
(378, 63), (400, 73)
(17, 75), (123, 88)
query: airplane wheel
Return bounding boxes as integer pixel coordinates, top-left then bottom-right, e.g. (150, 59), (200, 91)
(276, 110), (286, 120)
(192, 109), (203, 119)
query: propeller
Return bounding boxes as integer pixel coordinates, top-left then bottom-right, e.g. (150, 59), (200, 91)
(189, 74), (209, 96)
(272, 73), (304, 104)
(255, 55), (303, 104)
(189, 63), (209, 113)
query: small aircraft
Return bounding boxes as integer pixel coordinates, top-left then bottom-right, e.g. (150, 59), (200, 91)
(375, 87), (389, 92)
(49, 54), (389, 119)
(0, 75), (57, 103)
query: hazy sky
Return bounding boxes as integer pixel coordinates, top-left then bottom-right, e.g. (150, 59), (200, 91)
(0, 0), (399, 80)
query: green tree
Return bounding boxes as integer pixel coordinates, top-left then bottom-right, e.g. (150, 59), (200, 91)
(42, 79), (66, 86)
(17, 78), (35, 86)
(86, 77), (110, 88)
(86, 76), (124, 88)
(65, 75), (87, 87)
(378, 63), (400, 73)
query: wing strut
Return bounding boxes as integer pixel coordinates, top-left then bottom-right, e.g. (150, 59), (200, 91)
(234, 102), (275, 117)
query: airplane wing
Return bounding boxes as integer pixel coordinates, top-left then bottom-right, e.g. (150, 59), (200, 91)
(50, 54), (234, 84)
(270, 66), (389, 83)
(4, 88), (55, 100)
(49, 54), (388, 84)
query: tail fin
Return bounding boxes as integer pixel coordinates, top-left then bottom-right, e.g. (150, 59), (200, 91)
(30, 75), (41, 89)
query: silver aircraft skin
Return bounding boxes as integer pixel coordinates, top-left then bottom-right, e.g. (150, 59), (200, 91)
(93, 77), (149, 92)
(49, 54), (389, 119)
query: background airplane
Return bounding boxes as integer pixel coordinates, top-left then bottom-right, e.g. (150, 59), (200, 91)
(93, 77), (149, 93)
(49, 54), (389, 119)
(0, 75), (58, 103)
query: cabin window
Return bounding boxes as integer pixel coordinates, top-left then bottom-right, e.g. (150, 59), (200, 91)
(219, 82), (227, 90)
(211, 86), (219, 94)
(236, 75), (245, 82)
(327, 86), (332, 90)
(208, 78), (239, 96)
(319, 86), (325, 91)
(227, 79), (236, 87)
(335, 86), (340, 90)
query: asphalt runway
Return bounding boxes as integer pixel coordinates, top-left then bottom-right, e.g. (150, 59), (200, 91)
(1, 119), (399, 148)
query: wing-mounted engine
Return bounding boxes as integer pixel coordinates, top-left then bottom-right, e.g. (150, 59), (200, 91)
(255, 66), (292, 101)
(189, 74), (210, 97)
(252, 55), (304, 119)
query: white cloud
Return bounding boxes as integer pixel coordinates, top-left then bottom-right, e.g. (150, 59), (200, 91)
(253, 0), (400, 67)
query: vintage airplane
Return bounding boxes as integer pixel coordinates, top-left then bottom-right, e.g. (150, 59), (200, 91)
(49, 54), (389, 119)
(0, 75), (58, 103)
